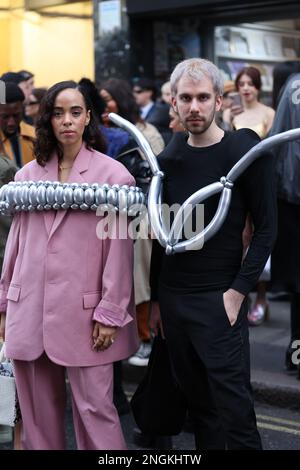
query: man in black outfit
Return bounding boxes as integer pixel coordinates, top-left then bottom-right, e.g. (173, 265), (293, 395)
(150, 58), (277, 449)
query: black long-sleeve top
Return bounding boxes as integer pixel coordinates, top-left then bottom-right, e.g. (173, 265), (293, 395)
(150, 129), (277, 298)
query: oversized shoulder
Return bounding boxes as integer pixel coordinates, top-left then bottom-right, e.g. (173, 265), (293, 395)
(15, 149), (136, 187)
(15, 159), (39, 181)
(87, 149), (136, 186)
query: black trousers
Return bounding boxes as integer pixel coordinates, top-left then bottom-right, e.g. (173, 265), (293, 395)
(159, 285), (262, 450)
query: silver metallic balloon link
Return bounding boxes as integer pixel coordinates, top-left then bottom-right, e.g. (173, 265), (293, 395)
(109, 113), (300, 254)
(220, 176), (234, 189)
(0, 181), (145, 216)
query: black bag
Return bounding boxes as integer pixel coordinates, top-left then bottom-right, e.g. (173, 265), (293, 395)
(131, 334), (187, 436)
(116, 145), (152, 194)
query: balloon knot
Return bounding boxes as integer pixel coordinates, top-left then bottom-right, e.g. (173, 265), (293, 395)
(220, 177), (234, 189)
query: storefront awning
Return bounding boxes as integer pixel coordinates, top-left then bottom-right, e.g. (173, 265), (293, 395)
(126, 0), (300, 21)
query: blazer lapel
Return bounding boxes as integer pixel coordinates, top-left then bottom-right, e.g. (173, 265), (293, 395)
(40, 156), (58, 236)
(48, 144), (92, 239)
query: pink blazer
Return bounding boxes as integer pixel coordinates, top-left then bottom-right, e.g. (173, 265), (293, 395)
(0, 145), (139, 366)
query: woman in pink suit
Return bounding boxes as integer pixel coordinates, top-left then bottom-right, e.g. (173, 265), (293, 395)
(0, 81), (139, 450)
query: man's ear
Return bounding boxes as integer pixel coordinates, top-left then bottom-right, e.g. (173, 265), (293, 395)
(215, 95), (223, 112)
(171, 97), (178, 113)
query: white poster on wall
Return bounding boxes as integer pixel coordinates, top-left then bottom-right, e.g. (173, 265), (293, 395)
(99, 0), (121, 35)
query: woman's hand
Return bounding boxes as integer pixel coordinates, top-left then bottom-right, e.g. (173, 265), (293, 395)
(0, 313), (6, 340)
(223, 105), (244, 129)
(230, 104), (244, 121)
(92, 321), (117, 351)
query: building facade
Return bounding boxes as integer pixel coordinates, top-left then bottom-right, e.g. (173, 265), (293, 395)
(0, 0), (94, 87)
(95, 0), (300, 94)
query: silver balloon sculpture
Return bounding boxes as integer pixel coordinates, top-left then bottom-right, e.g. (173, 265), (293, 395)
(109, 112), (300, 254)
(0, 180), (145, 216)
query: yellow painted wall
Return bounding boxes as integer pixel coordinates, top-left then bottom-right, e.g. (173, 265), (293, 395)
(0, 1), (94, 87)
(0, 14), (10, 73)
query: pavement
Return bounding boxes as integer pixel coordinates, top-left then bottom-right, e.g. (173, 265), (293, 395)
(249, 293), (300, 410)
(123, 293), (300, 411)
(1, 294), (299, 449)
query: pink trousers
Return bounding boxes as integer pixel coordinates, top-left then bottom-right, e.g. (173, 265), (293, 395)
(14, 353), (127, 450)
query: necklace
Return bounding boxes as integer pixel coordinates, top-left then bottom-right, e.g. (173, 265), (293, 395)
(58, 164), (73, 171)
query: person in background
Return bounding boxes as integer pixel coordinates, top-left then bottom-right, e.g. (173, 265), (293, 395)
(99, 80), (163, 434)
(222, 80), (236, 110)
(0, 82), (35, 168)
(0, 71), (34, 105)
(133, 77), (172, 144)
(100, 78), (165, 165)
(132, 77), (158, 121)
(161, 81), (172, 105)
(0, 72), (23, 91)
(268, 61), (300, 375)
(272, 61), (300, 110)
(0, 80), (138, 449)
(223, 66), (275, 326)
(1, 72), (35, 124)
(0, 81), (35, 451)
(0, 142), (21, 449)
(17, 70), (35, 105)
(0, 141), (17, 271)
(78, 77), (131, 160)
(25, 88), (47, 127)
(169, 106), (185, 133)
(223, 66), (275, 137)
(215, 80), (236, 130)
(1, 70), (34, 105)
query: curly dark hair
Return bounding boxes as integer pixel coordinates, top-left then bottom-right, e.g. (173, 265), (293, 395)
(100, 78), (141, 124)
(34, 80), (107, 166)
(78, 77), (106, 122)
